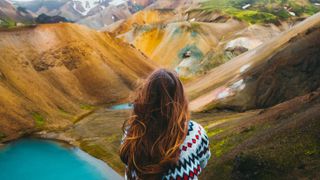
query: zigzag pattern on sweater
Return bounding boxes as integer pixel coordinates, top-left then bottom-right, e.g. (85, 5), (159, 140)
(196, 137), (209, 158)
(162, 121), (211, 180)
(163, 153), (202, 180)
(187, 121), (194, 136)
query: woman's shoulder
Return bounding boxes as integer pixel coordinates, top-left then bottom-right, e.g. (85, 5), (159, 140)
(188, 120), (206, 135)
(185, 120), (209, 145)
(179, 120), (209, 156)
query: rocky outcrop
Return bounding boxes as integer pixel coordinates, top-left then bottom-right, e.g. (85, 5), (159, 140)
(36, 13), (69, 24)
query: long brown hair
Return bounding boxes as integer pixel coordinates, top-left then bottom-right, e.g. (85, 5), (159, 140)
(119, 68), (189, 179)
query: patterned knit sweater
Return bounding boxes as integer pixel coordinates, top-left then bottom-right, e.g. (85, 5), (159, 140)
(162, 120), (211, 180)
(124, 121), (211, 180)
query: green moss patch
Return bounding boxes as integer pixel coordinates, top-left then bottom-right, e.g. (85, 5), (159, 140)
(32, 112), (45, 127)
(198, 50), (230, 74)
(210, 125), (258, 158)
(211, 138), (231, 158)
(0, 132), (6, 141)
(197, 0), (320, 24)
(202, 104), (320, 179)
(0, 18), (16, 28)
(225, 8), (278, 24)
(207, 129), (224, 137)
(232, 153), (281, 179)
(80, 104), (94, 110)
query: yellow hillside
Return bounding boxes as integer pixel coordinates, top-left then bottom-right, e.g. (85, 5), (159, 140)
(0, 23), (156, 141)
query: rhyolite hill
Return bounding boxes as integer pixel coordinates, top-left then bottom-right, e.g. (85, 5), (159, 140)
(108, 0), (320, 80)
(0, 23), (155, 141)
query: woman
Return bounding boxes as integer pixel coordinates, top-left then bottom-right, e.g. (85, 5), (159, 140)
(119, 69), (211, 180)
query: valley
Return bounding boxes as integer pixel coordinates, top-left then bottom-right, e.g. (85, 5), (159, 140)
(0, 0), (320, 179)
(43, 87), (320, 179)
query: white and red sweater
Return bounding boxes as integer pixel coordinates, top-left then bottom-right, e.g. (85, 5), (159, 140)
(162, 120), (211, 180)
(124, 121), (211, 180)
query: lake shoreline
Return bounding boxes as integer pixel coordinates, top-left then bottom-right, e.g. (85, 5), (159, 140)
(0, 106), (128, 177)
(0, 114), (125, 179)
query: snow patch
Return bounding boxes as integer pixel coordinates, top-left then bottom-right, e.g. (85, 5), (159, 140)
(288, 11), (296, 16)
(216, 79), (246, 100)
(230, 79), (246, 91)
(109, 0), (127, 6)
(242, 4), (251, 9)
(284, 7), (296, 16)
(230, 79), (243, 89)
(217, 88), (231, 99)
(72, 0), (100, 16)
(240, 64), (251, 73)
(226, 37), (262, 50)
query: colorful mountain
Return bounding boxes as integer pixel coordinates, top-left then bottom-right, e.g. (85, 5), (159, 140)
(0, 23), (155, 141)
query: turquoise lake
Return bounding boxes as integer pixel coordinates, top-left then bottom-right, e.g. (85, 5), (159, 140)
(0, 138), (123, 180)
(109, 103), (133, 110)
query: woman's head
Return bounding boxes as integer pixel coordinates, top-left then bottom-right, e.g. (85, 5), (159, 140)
(120, 68), (189, 179)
